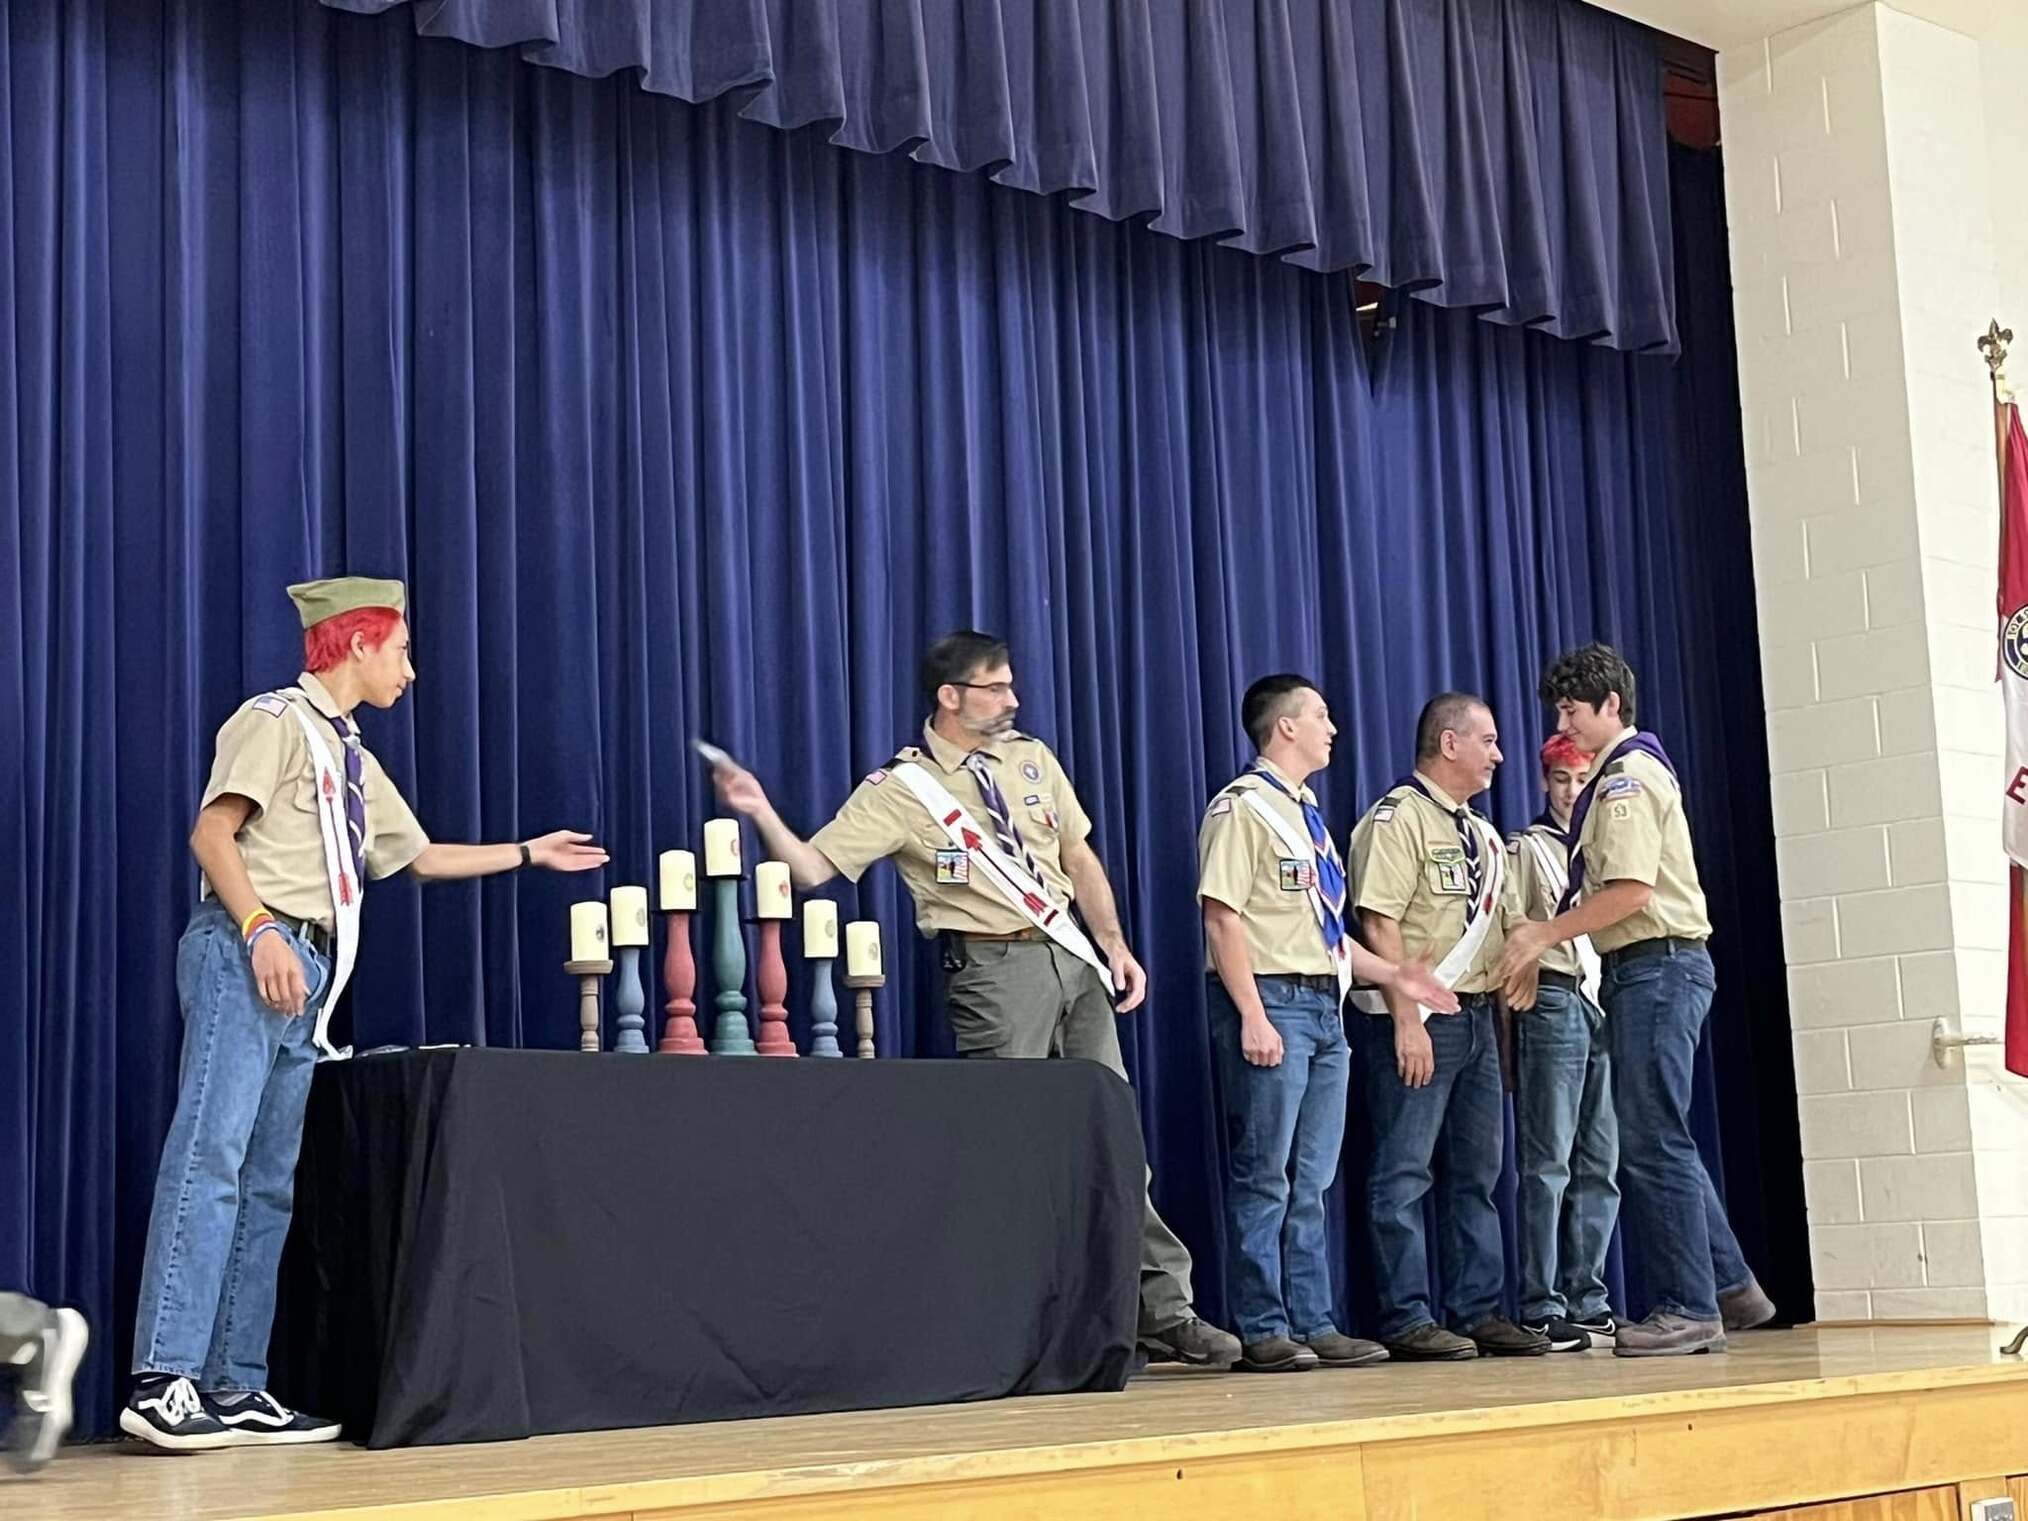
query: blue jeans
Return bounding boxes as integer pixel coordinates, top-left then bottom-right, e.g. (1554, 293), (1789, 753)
(131, 901), (328, 1390)
(1602, 940), (1751, 1322)
(1514, 982), (1620, 1322)
(1353, 996), (1505, 1339)
(1207, 977), (1350, 1343)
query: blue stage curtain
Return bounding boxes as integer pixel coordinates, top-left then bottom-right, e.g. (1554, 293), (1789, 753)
(0, 1), (1802, 1436)
(320, 0), (1679, 352)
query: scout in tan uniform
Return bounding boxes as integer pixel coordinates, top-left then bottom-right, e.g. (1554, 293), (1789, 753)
(125, 578), (605, 1453)
(1497, 642), (1774, 1357)
(712, 629), (1241, 1368)
(1347, 693), (1548, 1361)
(1199, 674), (1454, 1374)
(1506, 733), (1619, 1353)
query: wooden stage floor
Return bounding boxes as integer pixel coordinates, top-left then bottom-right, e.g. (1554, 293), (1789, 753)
(15, 1325), (2028, 1521)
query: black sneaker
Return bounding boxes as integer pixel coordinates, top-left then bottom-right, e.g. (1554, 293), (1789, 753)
(203, 1391), (341, 1446)
(5, 1306), (87, 1473)
(120, 1375), (234, 1453)
(1571, 1311), (1618, 1341)
(1521, 1317), (1591, 1353)
(1139, 1316), (1242, 1368)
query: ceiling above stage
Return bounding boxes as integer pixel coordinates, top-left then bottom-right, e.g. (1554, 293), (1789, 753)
(1589, 0), (1998, 49)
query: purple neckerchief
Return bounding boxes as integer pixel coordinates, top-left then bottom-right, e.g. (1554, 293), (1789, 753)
(1528, 807), (1569, 844)
(1558, 732), (1678, 912)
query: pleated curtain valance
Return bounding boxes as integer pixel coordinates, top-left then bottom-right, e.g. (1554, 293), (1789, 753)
(319, 0), (1679, 353)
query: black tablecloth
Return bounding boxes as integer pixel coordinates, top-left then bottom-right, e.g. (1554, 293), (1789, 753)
(271, 1049), (1143, 1448)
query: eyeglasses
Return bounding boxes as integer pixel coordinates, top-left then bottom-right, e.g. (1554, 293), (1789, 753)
(952, 681), (1016, 698)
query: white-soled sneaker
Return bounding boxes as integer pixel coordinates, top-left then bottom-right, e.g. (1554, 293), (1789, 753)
(7, 1306), (88, 1472)
(203, 1390), (341, 1446)
(120, 1375), (234, 1453)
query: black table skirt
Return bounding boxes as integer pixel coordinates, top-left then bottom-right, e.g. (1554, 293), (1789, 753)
(272, 1049), (1143, 1448)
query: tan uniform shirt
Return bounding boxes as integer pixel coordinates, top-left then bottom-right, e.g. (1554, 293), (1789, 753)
(1196, 761), (1335, 978)
(1575, 728), (1713, 954)
(1348, 771), (1513, 996)
(809, 723), (1093, 936)
(200, 671), (431, 930)
(1507, 823), (1582, 977)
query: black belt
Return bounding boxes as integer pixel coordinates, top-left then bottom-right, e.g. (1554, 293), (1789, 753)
(1602, 936), (1705, 970)
(1538, 969), (1580, 992)
(271, 911), (334, 958)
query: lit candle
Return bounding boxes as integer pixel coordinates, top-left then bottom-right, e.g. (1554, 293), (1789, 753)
(704, 819), (742, 877)
(569, 901), (609, 963)
(845, 920), (882, 978)
(609, 885), (649, 947)
(755, 861), (793, 920)
(659, 849), (697, 911)
(803, 900), (839, 958)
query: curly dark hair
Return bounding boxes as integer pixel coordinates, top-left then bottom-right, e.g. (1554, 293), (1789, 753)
(1539, 642), (1637, 726)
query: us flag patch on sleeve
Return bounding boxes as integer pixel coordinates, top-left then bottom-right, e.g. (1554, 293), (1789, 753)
(865, 768), (889, 786)
(251, 694), (288, 718)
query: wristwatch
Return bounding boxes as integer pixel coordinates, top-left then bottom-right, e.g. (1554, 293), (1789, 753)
(519, 842), (532, 868)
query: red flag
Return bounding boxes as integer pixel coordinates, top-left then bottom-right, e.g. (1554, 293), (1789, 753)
(1998, 403), (2028, 1077)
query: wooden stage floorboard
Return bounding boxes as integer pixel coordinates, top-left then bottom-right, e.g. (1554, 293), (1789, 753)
(14, 1326), (2028, 1521)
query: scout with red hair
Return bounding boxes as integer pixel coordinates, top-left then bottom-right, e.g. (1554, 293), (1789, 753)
(124, 576), (607, 1455)
(1503, 730), (1620, 1355)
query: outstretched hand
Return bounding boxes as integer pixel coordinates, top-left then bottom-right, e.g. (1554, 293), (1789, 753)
(527, 830), (608, 872)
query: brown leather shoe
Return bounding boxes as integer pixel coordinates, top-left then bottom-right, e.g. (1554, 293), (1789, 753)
(1300, 1331), (1389, 1368)
(1614, 1310), (1726, 1357)
(1139, 1316), (1242, 1367)
(1718, 1277), (1777, 1331)
(1462, 1314), (1551, 1357)
(1382, 1322), (1477, 1361)
(1238, 1336), (1319, 1372)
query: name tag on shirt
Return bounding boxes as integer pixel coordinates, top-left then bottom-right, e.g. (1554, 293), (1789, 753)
(934, 848), (971, 885)
(1277, 859), (1315, 892)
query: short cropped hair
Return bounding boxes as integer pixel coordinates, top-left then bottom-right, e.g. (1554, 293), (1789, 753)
(1241, 674), (1319, 750)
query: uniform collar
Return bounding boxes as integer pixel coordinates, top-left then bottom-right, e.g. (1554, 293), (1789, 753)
(921, 719), (1001, 775)
(1412, 769), (1472, 813)
(1253, 756), (1317, 806)
(297, 671), (348, 723)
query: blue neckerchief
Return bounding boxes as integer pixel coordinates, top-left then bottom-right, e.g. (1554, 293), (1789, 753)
(1246, 762), (1347, 958)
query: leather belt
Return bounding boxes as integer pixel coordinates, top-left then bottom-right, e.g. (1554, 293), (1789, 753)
(1538, 969), (1580, 992)
(956, 927), (1049, 943)
(271, 911), (334, 958)
(1601, 936), (1705, 969)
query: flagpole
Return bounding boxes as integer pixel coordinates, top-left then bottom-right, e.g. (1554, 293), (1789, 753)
(1983, 319), (2028, 1358)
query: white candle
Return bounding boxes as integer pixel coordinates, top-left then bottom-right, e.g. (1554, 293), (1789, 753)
(659, 849), (697, 911)
(609, 885), (650, 947)
(755, 861), (793, 921)
(569, 901), (609, 963)
(803, 900), (839, 958)
(704, 818), (742, 877)
(845, 920), (883, 978)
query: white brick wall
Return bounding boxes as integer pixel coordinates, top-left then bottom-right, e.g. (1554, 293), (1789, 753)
(1722, 2), (2025, 1327)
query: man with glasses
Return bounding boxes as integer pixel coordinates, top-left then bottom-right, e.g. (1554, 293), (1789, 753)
(710, 628), (1242, 1369)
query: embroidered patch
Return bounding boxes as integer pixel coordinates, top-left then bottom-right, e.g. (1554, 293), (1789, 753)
(1600, 776), (1644, 800)
(1429, 845), (1464, 862)
(1374, 805), (1397, 823)
(1021, 761), (1043, 782)
(1208, 795), (1235, 817)
(1429, 860), (1470, 895)
(934, 848), (971, 885)
(251, 694), (288, 717)
(865, 768), (889, 786)
(1023, 793), (1041, 806)
(1609, 800), (1632, 821)
(1277, 859), (1316, 892)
